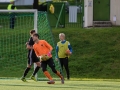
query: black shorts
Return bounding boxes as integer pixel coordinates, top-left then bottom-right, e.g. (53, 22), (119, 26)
(41, 58), (55, 70)
(28, 50), (39, 65)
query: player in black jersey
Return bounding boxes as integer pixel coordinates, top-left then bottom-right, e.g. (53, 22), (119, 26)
(21, 30), (41, 82)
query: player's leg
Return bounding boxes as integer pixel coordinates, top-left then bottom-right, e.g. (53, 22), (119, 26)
(59, 58), (64, 75)
(21, 51), (32, 82)
(12, 17), (15, 29)
(31, 62), (41, 76)
(63, 57), (70, 80)
(30, 57), (41, 81)
(41, 61), (55, 84)
(10, 17), (12, 29)
(48, 58), (64, 84)
(21, 64), (32, 82)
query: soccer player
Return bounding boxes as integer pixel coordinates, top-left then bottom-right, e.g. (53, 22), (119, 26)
(7, 0), (17, 29)
(56, 33), (72, 80)
(21, 30), (41, 82)
(32, 33), (64, 84)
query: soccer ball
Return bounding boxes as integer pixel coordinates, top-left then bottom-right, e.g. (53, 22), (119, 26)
(65, 49), (71, 55)
(41, 54), (50, 61)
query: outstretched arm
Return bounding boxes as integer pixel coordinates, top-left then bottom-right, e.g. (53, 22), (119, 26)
(33, 46), (39, 57)
(44, 40), (53, 52)
(68, 42), (72, 54)
(56, 45), (59, 58)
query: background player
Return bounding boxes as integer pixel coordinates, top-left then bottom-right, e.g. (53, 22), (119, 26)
(7, 0), (17, 29)
(56, 33), (72, 80)
(21, 30), (41, 82)
(32, 33), (64, 84)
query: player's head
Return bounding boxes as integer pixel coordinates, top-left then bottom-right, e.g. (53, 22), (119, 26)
(30, 30), (36, 36)
(59, 33), (65, 41)
(33, 33), (39, 42)
(10, 0), (15, 4)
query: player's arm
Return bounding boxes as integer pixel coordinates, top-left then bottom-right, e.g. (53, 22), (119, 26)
(56, 43), (59, 58)
(68, 42), (72, 54)
(26, 38), (34, 49)
(26, 44), (33, 49)
(33, 45), (39, 57)
(15, 6), (17, 10)
(44, 40), (53, 52)
(33, 45), (42, 61)
(26, 42), (33, 49)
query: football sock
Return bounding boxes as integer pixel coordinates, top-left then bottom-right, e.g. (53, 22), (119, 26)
(23, 67), (31, 77)
(56, 71), (62, 79)
(44, 71), (53, 80)
(32, 66), (40, 76)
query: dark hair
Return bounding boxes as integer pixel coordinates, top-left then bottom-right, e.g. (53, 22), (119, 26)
(33, 33), (39, 38)
(30, 30), (35, 34)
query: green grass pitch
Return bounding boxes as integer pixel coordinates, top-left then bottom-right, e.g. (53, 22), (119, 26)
(0, 79), (120, 90)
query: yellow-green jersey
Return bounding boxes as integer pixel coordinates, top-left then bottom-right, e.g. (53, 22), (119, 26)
(56, 40), (72, 58)
(7, 4), (17, 10)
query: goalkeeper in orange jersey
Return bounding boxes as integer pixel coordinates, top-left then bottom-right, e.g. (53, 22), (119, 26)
(33, 33), (64, 84)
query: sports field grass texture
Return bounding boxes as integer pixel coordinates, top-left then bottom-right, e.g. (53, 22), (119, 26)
(0, 79), (120, 90)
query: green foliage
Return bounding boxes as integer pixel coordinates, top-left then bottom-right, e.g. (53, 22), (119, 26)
(52, 27), (120, 79)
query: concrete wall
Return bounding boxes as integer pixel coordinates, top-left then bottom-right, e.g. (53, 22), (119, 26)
(110, 0), (120, 25)
(84, 0), (93, 27)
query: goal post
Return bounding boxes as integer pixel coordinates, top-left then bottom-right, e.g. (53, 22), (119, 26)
(0, 9), (38, 31)
(0, 9), (62, 80)
(0, 9), (38, 79)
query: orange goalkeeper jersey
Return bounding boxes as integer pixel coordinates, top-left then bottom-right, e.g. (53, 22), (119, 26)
(33, 40), (53, 57)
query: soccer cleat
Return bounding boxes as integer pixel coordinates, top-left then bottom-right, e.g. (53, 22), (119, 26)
(61, 76), (64, 84)
(21, 77), (27, 82)
(47, 80), (55, 84)
(30, 76), (37, 81)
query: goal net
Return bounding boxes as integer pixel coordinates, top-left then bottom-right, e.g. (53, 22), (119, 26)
(0, 10), (60, 80)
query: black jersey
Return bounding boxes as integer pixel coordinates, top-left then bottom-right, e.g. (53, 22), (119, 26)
(28, 37), (34, 48)
(28, 37), (36, 58)
(27, 37), (39, 64)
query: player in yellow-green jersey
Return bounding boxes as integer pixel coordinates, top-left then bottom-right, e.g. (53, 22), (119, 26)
(7, 0), (17, 29)
(56, 33), (72, 80)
